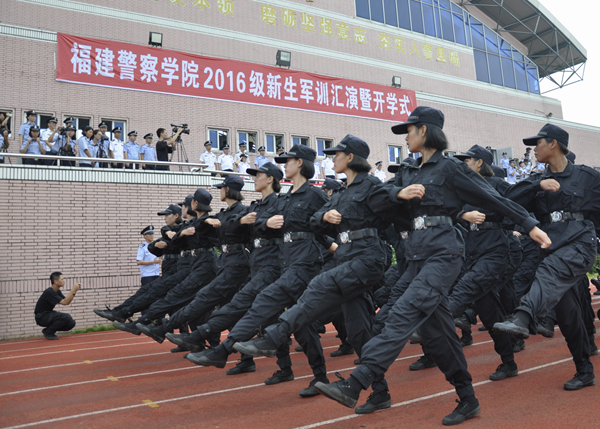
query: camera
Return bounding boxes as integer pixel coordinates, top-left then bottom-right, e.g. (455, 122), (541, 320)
(58, 126), (66, 136)
(100, 135), (109, 142)
(171, 123), (190, 135)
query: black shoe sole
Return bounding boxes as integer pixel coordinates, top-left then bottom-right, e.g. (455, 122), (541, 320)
(330, 349), (355, 357)
(226, 365), (256, 375)
(537, 326), (555, 338)
(493, 323), (529, 339)
(137, 324), (165, 344)
(460, 340), (473, 348)
(442, 405), (481, 426)
(355, 399), (391, 414)
(564, 378), (595, 391)
(165, 333), (204, 352)
(265, 374), (294, 385)
(93, 309), (116, 322)
(43, 335), (59, 340)
(170, 346), (188, 353)
(299, 386), (321, 397)
(113, 323), (141, 335)
(186, 353), (227, 368)
(233, 342), (277, 358)
(489, 369), (518, 381)
(478, 326), (488, 331)
(314, 382), (358, 408)
(454, 319), (471, 331)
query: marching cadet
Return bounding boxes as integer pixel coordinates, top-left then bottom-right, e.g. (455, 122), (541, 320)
(200, 141), (217, 171)
(494, 123), (600, 391)
(140, 133), (157, 170)
(138, 175), (252, 344)
(137, 226), (161, 288)
(234, 107), (550, 425)
(109, 126), (125, 168)
(124, 130), (140, 169)
(19, 125), (47, 165)
(186, 145), (334, 390)
(166, 163), (284, 376)
(254, 146), (271, 168)
(216, 145), (234, 172)
(371, 161), (387, 182)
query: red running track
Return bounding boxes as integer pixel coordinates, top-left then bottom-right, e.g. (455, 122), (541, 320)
(0, 295), (598, 429)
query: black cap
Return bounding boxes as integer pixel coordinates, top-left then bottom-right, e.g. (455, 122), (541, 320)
(178, 194), (194, 207)
(274, 144), (316, 163)
(98, 122), (108, 128)
(454, 145), (493, 166)
(246, 162), (284, 182)
(525, 147), (532, 151)
(141, 225), (154, 235)
(48, 117), (58, 124)
(566, 151), (576, 163)
(158, 204), (182, 216)
(64, 117), (75, 124)
(323, 134), (370, 159)
(25, 110), (37, 116)
(322, 178), (342, 191)
(375, 161), (382, 166)
(491, 164), (506, 178)
(29, 126), (40, 135)
(277, 148), (285, 153)
(112, 127), (122, 133)
(258, 146), (266, 151)
(212, 175), (244, 192)
(239, 142), (246, 147)
(502, 152), (507, 155)
(240, 153), (248, 159)
(128, 130), (137, 136)
(64, 125), (76, 132)
(222, 145), (230, 150)
(391, 106), (444, 135)
(143, 133), (153, 139)
(523, 123), (569, 153)
(193, 188), (213, 206)
(204, 140), (212, 147)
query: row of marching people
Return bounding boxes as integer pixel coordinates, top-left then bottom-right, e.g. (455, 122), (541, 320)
(95, 106), (599, 426)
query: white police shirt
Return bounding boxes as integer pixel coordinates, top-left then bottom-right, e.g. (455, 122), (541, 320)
(322, 157), (335, 177)
(238, 161), (250, 174)
(137, 242), (160, 277)
(110, 139), (125, 160)
(234, 151), (248, 163)
(373, 168), (386, 182)
(312, 160), (321, 180)
(218, 153), (234, 171)
(255, 155), (271, 168)
(200, 150), (217, 170)
(41, 128), (59, 151)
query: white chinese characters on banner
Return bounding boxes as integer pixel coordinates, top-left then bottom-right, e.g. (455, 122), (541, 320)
(266, 73), (281, 100)
(182, 60), (200, 88)
(71, 43), (92, 75)
(161, 58), (179, 86)
(118, 50), (137, 81)
(95, 48), (115, 78)
(140, 54), (158, 83)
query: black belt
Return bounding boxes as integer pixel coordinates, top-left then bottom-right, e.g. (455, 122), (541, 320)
(253, 238), (283, 248)
(221, 243), (246, 253)
(163, 253), (180, 260)
(190, 248), (212, 257)
(542, 211), (584, 224)
(469, 222), (503, 232)
(180, 250), (193, 257)
(283, 232), (315, 243)
(337, 228), (378, 244)
(412, 215), (453, 231)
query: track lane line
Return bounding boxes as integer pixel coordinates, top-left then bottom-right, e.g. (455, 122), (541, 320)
(0, 337), (153, 354)
(0, 342), (158, 361)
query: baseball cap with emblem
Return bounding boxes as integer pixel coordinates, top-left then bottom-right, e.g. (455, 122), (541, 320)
(323, 134), (370, 159)
(246, 162), (284, 182)
(193, 188), (213, 208)
(178, 194), (194, 208)
(274, 144), (316, 163)
(391, 106), (445, 135)
(212, 175), (244, 192)
(454, 145), (494, 166)
(157, 204), (182, 216)
(522, 123), (569, 154)
(322, 178), (342, 191)
(141, 225), (154, 235)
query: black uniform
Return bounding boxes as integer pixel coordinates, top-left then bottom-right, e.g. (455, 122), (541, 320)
(260, 171), (390, 394)
(504, 161), (600, 375)
(163, 202), (251, 331)
(137, 213), (218, 324)
(34, 288), (76, 335)
(156, 140), (173, 170)
(348, 151), (538, 400)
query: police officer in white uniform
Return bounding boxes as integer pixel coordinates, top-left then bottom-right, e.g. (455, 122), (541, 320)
(137, 226), (161, 288)
(237, 153), (250, 174)
(109, 126), (125, 168)
(200, 140), (217, 171)
(217, 145), (234, 172)
(371, 161), (387, 182)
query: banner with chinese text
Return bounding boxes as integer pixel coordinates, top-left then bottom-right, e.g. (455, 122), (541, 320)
(57, 33), (417, 122)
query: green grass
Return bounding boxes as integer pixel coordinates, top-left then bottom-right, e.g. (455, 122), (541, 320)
(67, 324), (117, 335)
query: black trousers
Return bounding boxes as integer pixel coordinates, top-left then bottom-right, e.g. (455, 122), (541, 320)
(449, 247), (514, 364)
(517, 240), (596, 374)
(140, 253), (217, 323)
(350, 253), (475, 400)
(513, 237), (541, 301)
(35, 311), (76, 335)
(264, 254), (388, 394)
(166, 255), (250, 331)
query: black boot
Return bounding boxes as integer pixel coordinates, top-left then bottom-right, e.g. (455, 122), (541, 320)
(330, 342), (355, 357)
(166, 330), (205, 353)
(460, 331), (473, 347)
(186, 346), (228, 368)
(513, 338), (526, 353)
(355, 391), (391, 414)
(233, 335), (278, 358)
(454, 315), (471, 331)
(442, 397), (481, 426)
(264, 368), (294, 385)
(564, 372), (595, 390)
(537, 317), (555, 338)
(493, 311), (530, 339)
(409, 355), (437, 371)
(489, 361), (518, 381)
(137, 323), (167, 344)
(314, 372), (362, 408)
(299, 375), (329, 397)
(226, 358), (256, 375)
(113, 321), (141, 335)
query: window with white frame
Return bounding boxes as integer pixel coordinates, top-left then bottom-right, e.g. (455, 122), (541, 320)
(292, 136), (309, 147)
(23, 112), (54, 130)
(100, 118), (127, 141)
(444, 151), (456, 157)
(238, 131), (257, 153)
(265, 133), (284, 154)
(208, 128), (229, 151)
(388, 145), (403, 164)
(316, 138), (333, 157)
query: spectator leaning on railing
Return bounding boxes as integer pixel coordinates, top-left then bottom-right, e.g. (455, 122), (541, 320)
(18, 110), (37, 155)
(78, 126), (95, 168)
(20, 125), (47, 165)
(0, 126), (9, 164)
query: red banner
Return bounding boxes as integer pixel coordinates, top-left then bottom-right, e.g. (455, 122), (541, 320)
(56, 33), (417, 122)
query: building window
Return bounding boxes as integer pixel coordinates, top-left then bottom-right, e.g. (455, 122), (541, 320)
(100, 119), (127, 140)
(265, 133), (283, 154)
(292, 136), (309, 147)
(388, 145), (402, 164)
(316, 138), (333, 157)
(444, 150), (456, 157)
(64, 116), (91, 139)
(238, 131), (257, 153)
(208, 128), (229, 151)
(25, 112), (55, 130)
(354, 0), (541, 94)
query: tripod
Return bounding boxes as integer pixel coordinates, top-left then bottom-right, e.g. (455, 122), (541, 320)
(170, 135), (189, 171)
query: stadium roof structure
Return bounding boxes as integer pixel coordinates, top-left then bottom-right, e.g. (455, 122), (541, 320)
(464, 0), (586, 92)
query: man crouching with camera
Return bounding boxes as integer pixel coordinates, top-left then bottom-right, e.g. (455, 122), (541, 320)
(156, 125), (184, 170)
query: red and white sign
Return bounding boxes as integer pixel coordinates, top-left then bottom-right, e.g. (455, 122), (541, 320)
(57, 33), (417, 122)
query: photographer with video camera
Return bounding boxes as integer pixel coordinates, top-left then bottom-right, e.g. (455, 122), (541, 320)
(55, 125), (77, 167)
(156, 125), (185, 171)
